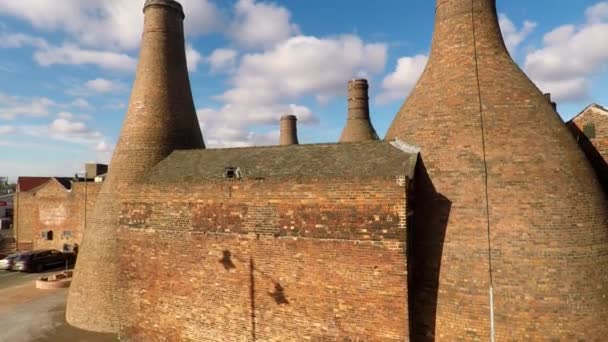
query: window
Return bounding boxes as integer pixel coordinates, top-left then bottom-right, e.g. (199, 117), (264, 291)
(41, 230), (53, 240)
(224, 166), (242, 179)
(61, 231), (72, 239)
(583, 122), (596, 139)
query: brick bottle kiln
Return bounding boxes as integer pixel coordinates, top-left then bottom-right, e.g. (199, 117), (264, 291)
(386, 0), (608, 340)
(66, 0), (204, 333)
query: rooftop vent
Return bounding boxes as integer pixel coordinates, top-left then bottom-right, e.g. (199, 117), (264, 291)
(224, 167), (242, 179)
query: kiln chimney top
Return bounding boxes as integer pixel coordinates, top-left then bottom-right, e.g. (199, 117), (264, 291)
(144, 0), (184, 19)
(339, 78), (378, 143)
(279, 115), (299, 146)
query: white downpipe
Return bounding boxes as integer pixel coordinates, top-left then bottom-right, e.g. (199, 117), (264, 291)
(490, 285), (495, 342)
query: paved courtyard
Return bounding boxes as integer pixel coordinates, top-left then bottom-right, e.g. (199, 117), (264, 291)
(0, 270), (117, 342)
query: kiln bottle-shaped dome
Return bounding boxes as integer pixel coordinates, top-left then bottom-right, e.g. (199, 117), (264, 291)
(386, 0), (608, 340)
(66, 0), (204, 333)
(339, 79), (379, 142)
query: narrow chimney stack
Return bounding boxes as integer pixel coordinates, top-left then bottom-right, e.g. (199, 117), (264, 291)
(67, 0), (204, 334)
(339, 79), (378, 143)
(279, 115), (299, 145)
(544, 93), (557, 111)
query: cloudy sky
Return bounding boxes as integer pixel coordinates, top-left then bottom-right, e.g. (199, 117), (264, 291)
(1, 0), (607, 181)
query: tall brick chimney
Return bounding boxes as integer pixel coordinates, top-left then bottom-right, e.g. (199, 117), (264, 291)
(66, 0), (204, 333)
(339, 79), (378, 142)
(386, 0), (608, 340)
(279, 115), (299, 145)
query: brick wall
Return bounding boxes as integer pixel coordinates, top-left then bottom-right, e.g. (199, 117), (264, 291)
(386, 0), (608, 340)
(569, 106), (608, 192)
(15, 179), (101, 252)
(116, 178), (410, 341)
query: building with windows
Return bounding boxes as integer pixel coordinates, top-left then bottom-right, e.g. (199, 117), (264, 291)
(13, 165), (106, 252)
(567, 103), (608, 192)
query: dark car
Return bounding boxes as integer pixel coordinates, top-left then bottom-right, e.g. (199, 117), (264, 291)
(0, 252), (23, 271)
(13, 249), (73, 273)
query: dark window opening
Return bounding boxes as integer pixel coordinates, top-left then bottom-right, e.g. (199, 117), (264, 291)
(41, 230), (53, 240)
(224, 166), (242, 179)
(583, 122), (596, 139)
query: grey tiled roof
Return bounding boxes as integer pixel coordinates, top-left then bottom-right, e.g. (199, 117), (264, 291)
(144, 140), (418, 183)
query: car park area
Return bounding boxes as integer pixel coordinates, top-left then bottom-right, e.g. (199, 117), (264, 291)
(0, 268), (117, 341)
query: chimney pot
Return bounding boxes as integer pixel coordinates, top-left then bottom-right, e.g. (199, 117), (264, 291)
(279, 115), (299, 145)
(340, 78), (378, 142)
(144, 0), (185, 18)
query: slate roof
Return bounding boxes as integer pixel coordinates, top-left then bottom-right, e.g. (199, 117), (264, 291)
(144, 140), (418, 183)
(17, 177), (51, 192)
(17, 177), (75, 192)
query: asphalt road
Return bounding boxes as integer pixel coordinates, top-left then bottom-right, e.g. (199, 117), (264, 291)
(0, 269), (118, 342)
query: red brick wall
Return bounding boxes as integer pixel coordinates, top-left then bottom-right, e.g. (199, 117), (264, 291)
(116, 178), (409, 341)
(569, 107), (608, 192)
(15, 180), (101, 252)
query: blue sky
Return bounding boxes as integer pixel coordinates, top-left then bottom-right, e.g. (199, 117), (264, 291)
(1, 0), (608, 181)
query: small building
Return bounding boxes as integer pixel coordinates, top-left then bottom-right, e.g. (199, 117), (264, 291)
(14, 171), (105, 252)
(567, 103), (608, 192)
(0, 192), (14, 230)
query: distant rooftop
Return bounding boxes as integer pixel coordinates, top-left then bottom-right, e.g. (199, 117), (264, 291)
(145, 140), (418, 184)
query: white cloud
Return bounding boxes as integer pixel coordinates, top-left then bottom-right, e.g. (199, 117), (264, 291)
(225, 35), (387, 104)
(524, 3), (608, 102)
(0, 125), (16, 135)
(498, 14), (537, 53)
(0, 32), (48, 49)
(34, 43), (137, 72)
(377, 55), (428, 105)
(197, 34), (387, 147)
(206, 48), (238, 73)
(94, 140), (114, 153)
(586, 2), (608, 23)
(0, 0), (223, 51)
(21, 115), (104, 146)
(531, 78), (589, 102)
(186, 44), (203, 72)
(85, 78), (124, 93)
(94, 140), (115, 164)
(0, 93), (55, 119)
(228, 0), (300, 49)
(70, 98), (92, 109)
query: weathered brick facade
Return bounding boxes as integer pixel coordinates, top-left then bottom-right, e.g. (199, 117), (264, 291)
(568, 104), (608, 193)
(67, 0), (608, 340)
(116, 178), (410, 341)
(386, 0), (608, 340)
(14, 179), (101, 252)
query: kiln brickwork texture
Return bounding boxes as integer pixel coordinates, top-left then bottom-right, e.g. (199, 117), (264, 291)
(386, 0), (608, 340)
(66, 0), (204, 333)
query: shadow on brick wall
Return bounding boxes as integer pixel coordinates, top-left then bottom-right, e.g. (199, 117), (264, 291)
(569, 124), (608, 196)
(408, 157), (451, 341)
(220, 250), (290, 341)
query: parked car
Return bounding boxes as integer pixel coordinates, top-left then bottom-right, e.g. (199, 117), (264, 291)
(0, 252), (23, 270)
(13, 249), (72, 273)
